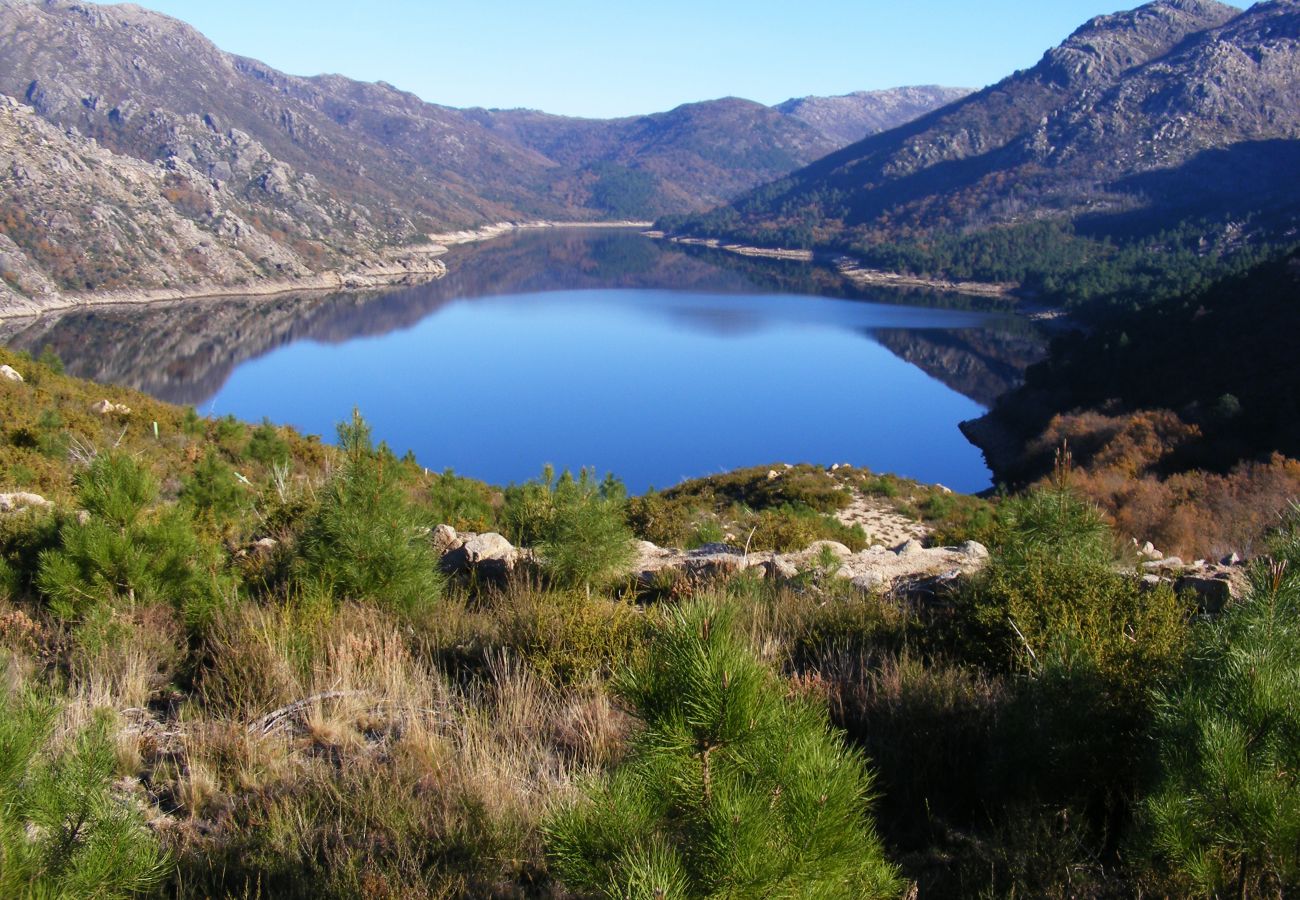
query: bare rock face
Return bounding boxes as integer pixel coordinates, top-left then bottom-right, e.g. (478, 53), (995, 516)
(0, 363), (22, 381)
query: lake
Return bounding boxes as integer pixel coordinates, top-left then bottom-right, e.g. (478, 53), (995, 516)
(0, 228), (1045, 494)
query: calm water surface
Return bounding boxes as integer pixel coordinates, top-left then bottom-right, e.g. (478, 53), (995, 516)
(2, 230), (1046, 493)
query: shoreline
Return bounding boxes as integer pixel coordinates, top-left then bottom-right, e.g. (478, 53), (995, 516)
(653, 232), (1019, 298)
(0, 220), (651, 323)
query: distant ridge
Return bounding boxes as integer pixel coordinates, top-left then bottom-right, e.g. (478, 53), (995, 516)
(668, 0), (1300, 305)
(0, 0), (963, 310)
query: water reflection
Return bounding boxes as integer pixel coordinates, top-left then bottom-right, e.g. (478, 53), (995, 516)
(0, 229), (1048, 492)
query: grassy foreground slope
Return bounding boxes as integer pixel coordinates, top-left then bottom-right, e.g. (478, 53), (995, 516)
(0, 346), (1298, 897)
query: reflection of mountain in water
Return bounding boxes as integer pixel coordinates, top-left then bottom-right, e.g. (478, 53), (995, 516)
(871, 327), (1047, 409)
(0, 229), (1046, 408)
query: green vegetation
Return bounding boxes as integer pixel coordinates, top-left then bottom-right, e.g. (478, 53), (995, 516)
(1144, 524), (1300, 897)
(0, 688), (168, 899)
(298, 411), (444, 615)
(545, 601), (901, 898)
(0, 345), (1295, 898)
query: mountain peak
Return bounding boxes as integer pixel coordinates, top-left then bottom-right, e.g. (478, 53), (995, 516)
(1039, 0), (1240, 85)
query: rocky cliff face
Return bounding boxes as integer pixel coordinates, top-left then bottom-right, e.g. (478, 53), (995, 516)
(679, 0), (1300, 248)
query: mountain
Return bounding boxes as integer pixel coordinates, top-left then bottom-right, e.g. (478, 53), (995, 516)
(0, 0), (963, 311)
(775, 86), (972, 144)
(669, 0), (1300, 304)
(467, 87), (973, 213)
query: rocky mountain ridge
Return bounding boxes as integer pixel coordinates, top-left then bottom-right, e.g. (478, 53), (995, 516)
(0, 0), (965, 311)
(671, 0), (1300, 276)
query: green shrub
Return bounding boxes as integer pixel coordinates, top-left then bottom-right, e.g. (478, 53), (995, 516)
(500, 587), (648, 685)
(0, 689), (169, 898)
(503, 467), (634, 593)
(37, 453), (232, 635)
(424, 468), (497, 532)
(299, 411), (443, 614)
(245, 418), (291, 466)
(544, 601), (901, 898)
(180, 449), (248, 536)
(1144, 558), (1300, 897)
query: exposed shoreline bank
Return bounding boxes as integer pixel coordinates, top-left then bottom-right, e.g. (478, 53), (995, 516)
(0, 220), (652, 323)
(651, 232), (1019, 298)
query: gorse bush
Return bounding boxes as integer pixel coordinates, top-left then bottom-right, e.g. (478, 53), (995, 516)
(1144, 553), (1300, 897)
(0, 688), (169, 898)
(37, 453), (231, 635)
(503, 466), (634, 593)
(544, 601), (901, 898)
(299, 411), (443, 615)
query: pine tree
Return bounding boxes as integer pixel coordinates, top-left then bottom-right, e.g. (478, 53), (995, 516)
(1145, 555), (1300, 897)
(299, 411), (443, 614)
(544, 601), (902, 899)
(0, 690), (169, 898)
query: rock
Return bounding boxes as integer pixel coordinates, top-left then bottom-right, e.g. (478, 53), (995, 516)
(895, 539), (925, 556)
(0, 492), (51, 513)
(1175, 575), (1233, 615)
(250, 537), (278, 556)
(1221, 552), (1242, 567)
(90, 399), (132, 416)
(750, 555), (799, 580)
(0, 365), (23, 382)
(1141, 574), (1165, 588)
(852, 572), (886, 592)
(1142, 557), (1184, 571)
(766, 469), (780, 481)
(806, 540), (852, 559)
(959, 540), (989, 560)
(431, 524), (462, 553)
(462, 532), (515, 565)
(441, 531), (519, 580)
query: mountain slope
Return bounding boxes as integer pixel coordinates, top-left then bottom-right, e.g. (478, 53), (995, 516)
(774, 86), (972, 145)
(0, 0), (964, 308)
(670, 0), (1300, 302)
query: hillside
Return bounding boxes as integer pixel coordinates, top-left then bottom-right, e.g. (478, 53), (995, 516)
(963, 247), (1300, 556)
(669, 0), (1300, 306)
(0, 0), (963, 310)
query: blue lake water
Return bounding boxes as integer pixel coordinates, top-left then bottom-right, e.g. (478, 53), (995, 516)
(3, 229), (1045, 493)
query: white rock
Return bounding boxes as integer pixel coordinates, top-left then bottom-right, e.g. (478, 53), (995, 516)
(90, 399), (131, 416)
(463, 532), (515, 564)
(960, 540), (990, 560)
(807, 540), (852, 558)
(896, 539), (925, 556)
(431, 524), (462, 553)
(0, 492), (51, 513)
(0, 365), (23, 383)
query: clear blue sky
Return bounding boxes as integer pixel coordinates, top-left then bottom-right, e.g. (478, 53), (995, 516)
(110, 1), (1244, 118)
